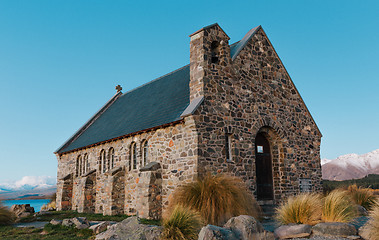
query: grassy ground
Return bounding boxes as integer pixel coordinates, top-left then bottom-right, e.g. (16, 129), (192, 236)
(20, 210), (129, 223)
(0, 224), (94, 240)
(20, 210), (160, 225)
(0, 210), (161, 239)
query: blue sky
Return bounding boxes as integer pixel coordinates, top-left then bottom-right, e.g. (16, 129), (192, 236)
(0, 0), (378, 182)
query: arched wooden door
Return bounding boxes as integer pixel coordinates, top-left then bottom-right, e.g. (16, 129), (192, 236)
(255, 132), (274, 200)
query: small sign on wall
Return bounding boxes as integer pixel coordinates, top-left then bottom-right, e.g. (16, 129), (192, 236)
(299, 178), (312, 192)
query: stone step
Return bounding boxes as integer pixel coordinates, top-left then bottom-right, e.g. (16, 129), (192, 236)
(259, 204), (278, 218)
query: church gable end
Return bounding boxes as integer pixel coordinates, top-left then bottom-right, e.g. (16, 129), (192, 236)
(190, 25), (322, 202)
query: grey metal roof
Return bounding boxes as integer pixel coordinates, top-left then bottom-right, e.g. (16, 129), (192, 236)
(57, 65), (190, 153)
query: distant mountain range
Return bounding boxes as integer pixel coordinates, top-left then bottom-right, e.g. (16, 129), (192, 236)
(0, 176), (56, 200)
(322, 149), (379, 181)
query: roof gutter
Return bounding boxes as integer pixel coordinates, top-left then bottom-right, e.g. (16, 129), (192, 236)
(56, 119), (184, 156)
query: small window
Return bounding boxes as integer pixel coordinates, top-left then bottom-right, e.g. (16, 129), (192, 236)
(100, 150), (106, 173)
(84, 154), (89, 174)
(76, 155), (81, 177)
(211, 41), (220, 64)
(130, 142), (137, 170)
(142, 140), (148, 167)
(109, 147), (115, 169)
(226, 134), (233, 162)
(257, 146), (264, 153)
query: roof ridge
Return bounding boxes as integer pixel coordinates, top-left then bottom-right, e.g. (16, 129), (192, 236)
(122, 64), (190, 96)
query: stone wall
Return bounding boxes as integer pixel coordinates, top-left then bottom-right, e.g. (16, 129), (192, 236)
(56, 116), (198, 217)
(189, 24), (322, 203)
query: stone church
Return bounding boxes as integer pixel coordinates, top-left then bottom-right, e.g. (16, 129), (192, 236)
(55, 23), (322, 219)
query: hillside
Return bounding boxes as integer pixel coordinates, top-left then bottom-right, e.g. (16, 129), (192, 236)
(322, 149), (379, 180)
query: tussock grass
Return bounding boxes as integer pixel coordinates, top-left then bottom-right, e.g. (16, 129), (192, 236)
(322, 190), (357, 223)
(161, 205), (202, 240)
(0, 201), (14, 225)
(169, 174), (260, 226)
(275, 193), (322, 225)
(361, 201), (379, 240)
(346, 184), (377, 210)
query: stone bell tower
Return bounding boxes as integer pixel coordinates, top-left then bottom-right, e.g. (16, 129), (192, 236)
(189, 23), (232, 102)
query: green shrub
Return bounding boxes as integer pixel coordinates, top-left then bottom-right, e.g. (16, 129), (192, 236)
(346, 184), (377, 210)
(361, 201), (379, 240)
(0, 202), (14, 225)
(169, 174), (261, 226)
(161, 205), (202, 240)
(275, 193), (322, 225)
(322, 190), (357, 223)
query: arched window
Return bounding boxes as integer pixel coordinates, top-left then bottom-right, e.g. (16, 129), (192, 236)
(130, 142), (137, 170)
(84, 154), (89, 174)
(142, 140), (148, 167)
(211, 41), (220, 64)
(100, 150), (106, 173)
(109, 147), (115, 169)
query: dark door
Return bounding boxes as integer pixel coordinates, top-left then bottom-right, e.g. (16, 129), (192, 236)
(255, 132), (274, 200)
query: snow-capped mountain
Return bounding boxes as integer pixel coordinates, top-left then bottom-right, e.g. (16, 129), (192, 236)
(0, 176), (56, 200)
(322, 149), (379, 181)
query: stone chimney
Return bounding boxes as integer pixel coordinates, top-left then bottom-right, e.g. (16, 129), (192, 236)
(189, 23), (231, 102)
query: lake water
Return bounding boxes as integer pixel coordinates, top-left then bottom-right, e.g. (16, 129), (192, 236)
(2, 199), (50, 212)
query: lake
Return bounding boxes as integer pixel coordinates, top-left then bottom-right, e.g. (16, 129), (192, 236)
(2, 199), (50, 212)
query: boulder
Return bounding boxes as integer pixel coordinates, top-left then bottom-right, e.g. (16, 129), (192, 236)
(62, 218), (74, 227)
(198, 224), (238, 240)
(274, 224), (311, 239)
(50, 219), (62, 225)
(71, 217), (90, 229)
(312, 222), (357, 237)
(95, 217), (162, 240)
(223, 215), (264, 240)
(90, 221), (111, 234)
(358, 225), (370, 240)
(10, 204), (35, 219)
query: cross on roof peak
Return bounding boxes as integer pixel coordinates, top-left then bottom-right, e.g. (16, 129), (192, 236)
(115, 85), (122, 92)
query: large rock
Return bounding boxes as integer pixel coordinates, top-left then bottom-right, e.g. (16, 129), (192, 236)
(50, 219), (62, 225)
(274, 224), (311, 239)
(223, 215), (264, 240)
(95, 217), (161, 240)
(71, 217), (90, 229)
(90, 221), (111, 234)
(10, 204), (35, 219)
(358, 225), (371, 240)
(312, 222), (357, 237)
(198, 224), (238, 240)
(62, 218), (74, 227)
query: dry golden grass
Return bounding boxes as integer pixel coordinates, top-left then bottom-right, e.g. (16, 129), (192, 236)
(275, 193), (322, 225)
(169, 174), (261, 226)
(0, 201), (14, 225)
(346, 185), (377, 210)
(361, 200), (379, 240)
(322, 190), (357, 223)
(41, 201), (57, 211)
(161, 205), (203, 240)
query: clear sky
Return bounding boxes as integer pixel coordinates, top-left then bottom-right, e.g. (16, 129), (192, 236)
(0, 0), (378, 183)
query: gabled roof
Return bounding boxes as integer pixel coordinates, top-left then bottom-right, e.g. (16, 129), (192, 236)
(56, 25), (264, 154)
(56, 65), (191, 154)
